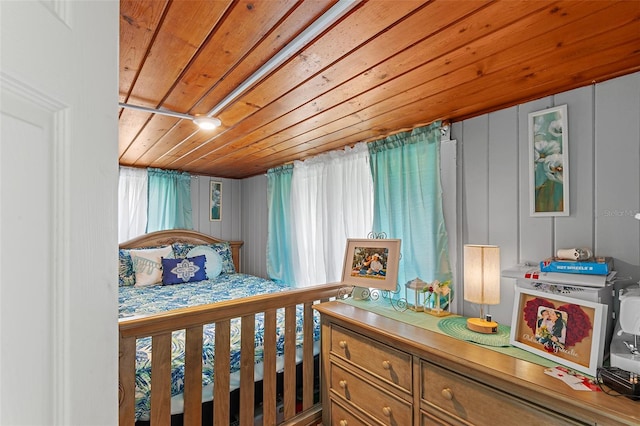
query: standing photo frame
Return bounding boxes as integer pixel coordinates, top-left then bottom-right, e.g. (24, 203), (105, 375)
(341, 238), (401, 291)
(529, 104), (569, 216)
(510, 287), (607, 376)
(209, 181), (222, 221)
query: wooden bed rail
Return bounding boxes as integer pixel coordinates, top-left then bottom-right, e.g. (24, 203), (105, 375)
(119, 282), (345, 426)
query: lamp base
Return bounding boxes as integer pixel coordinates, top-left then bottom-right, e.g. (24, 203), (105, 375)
(466, 317), (498, 334)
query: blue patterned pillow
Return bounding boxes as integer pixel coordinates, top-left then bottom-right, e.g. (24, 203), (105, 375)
(161, 255), (207, 285)
(172, 242), (236, 274)
(119, 249), (136, 287)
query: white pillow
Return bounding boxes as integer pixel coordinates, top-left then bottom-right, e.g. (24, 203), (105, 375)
(187, 245), (223, 279)
(131, 245), (173, 287)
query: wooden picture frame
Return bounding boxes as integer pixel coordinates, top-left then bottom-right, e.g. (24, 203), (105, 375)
(529, 104), (569, 216)
(341, 238), (401, 291)
(209, 181), (222, 221)
(510, 287), (607, 376)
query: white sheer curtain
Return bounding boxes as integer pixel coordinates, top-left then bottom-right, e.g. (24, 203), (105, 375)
(118, 166), (148, 243)
(290, 143), (373, 287)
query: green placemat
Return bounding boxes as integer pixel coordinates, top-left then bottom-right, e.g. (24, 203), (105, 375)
(340, 297), (558, 369)
(437, 316), (510, 347)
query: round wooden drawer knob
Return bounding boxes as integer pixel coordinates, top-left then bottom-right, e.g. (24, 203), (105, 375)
(441, 388), (454, 400)
(339, 340), (348, 349)
(339, 380), (347, 389)
(382, 406), (392, 417)
(382, 360), (391, 370)
(339, 420), (348, 426)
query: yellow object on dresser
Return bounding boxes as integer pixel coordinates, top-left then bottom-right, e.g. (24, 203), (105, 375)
(315, 301), (640, 426)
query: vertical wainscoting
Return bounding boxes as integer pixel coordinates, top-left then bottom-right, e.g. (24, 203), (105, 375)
(191, 174), (269, 278)
(191, 175), (242, 242)
(456, 71), (640, 325)
(240, 175), (269, 278)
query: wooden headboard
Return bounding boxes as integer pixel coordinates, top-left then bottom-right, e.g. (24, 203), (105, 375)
(119, 229), (244, 273)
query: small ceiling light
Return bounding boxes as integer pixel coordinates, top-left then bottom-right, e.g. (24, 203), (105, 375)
(192, 116), (221, 130)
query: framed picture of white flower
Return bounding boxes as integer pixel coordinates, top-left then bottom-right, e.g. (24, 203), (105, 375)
(529, 104), (569, 216)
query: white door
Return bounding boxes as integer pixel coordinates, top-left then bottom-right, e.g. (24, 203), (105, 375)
(1, 1), (118, 424)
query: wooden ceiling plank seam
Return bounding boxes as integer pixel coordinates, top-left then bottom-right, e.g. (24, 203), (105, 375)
(187, 0), (337, 116)
(120, 111), (190, 164)
(212, 0), (432, 125)
(120, 0), (233, 162)
(216, 0), (608, 155)
(127, 1), (232, 112)
(176, 0), (610, 170)
(253, 41), (640, 170)
(120, 0), (173, 106)
(169, 0), (490, 170)
(118, 0), (171, 159)
(212, 28), (640, 172)
(276, 36), (640, 163)
(118, 0), (640, 178)
(119, 0), (169, 104)
(137, 0), (307, 168)
(188, 0), (623, 168)
(157, 0), (426, 170)
(160, 0), (302, 114)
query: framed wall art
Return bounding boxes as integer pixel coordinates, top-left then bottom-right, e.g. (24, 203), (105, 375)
(209, 180), (222, 221)
(341, 238), (401, 291)
(529, 104), (569, 216)
(510, 287), (607, 376)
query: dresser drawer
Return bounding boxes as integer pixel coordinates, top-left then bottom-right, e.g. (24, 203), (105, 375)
(330, 362), (412, 426)
(330, 324), (412, 391)
(421, 362), (586, 425)
(329, 398), (371, 426)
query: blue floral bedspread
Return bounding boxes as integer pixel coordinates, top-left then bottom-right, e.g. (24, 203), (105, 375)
(119, 274), (318, 421)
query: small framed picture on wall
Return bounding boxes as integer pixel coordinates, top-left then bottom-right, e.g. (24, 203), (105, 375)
(209, 180), (222, 221)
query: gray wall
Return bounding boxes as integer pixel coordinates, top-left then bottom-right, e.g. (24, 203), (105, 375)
(191, 175), (241, 242)
(191, 174), (269, 278)
(456, 71), (640, 325)
(199, 71), (640, 327)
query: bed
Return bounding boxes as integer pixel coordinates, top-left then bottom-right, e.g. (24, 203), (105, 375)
(118, 229), (342, 425)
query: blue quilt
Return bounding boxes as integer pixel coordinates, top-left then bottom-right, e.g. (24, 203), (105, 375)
(119, 273), (317, 421)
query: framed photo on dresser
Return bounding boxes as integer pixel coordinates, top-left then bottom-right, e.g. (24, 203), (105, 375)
(341, 238), (401, 291)
(510, 287), (607, 376)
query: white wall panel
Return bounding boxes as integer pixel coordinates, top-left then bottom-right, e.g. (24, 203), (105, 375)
(487, 107), (519, 324)
(191, 175), (242, 241)
(458, 71), (640, 326)
(555, 86), (595, 250)
(595, 73), (640, 281)
(241, 175), (268, 277)
(462, 116), (490, 245)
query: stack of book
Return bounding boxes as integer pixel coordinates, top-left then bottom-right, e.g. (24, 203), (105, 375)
(540, 256), (613, 275)
(502, 256), (615, 288)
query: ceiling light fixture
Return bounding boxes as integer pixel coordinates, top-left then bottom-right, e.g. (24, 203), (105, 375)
(192, 116), (221, 130)
(119, 0), (358, 130)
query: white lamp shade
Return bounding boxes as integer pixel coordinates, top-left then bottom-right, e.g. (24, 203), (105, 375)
(464, 244), (500, 305)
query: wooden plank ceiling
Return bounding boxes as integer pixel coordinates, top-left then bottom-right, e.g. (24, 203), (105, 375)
(119, 0), (640, 179)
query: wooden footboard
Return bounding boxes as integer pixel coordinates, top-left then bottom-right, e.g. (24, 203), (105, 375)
(119, 282), (344, 426)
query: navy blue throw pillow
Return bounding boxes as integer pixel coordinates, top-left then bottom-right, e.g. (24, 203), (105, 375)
(161, 255), (207, 285)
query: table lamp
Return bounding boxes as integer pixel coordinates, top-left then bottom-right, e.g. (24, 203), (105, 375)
(464, 244), (500, 334)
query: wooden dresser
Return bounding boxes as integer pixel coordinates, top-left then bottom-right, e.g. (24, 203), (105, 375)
(314, 301), (640, 426)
